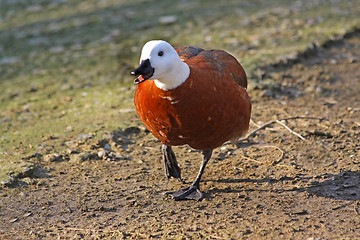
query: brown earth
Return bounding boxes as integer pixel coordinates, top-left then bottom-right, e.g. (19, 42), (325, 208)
(1, 33), (360, 239)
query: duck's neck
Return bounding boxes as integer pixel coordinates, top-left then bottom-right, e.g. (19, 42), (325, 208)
(154, 61), (190, 91)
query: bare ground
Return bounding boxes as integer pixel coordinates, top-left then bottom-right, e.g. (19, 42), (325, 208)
(1, 33), (360, 239)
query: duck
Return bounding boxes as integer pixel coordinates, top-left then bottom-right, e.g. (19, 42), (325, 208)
(131, 40), (251, 201)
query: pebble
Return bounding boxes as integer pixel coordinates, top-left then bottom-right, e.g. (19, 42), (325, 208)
(76, 133), (93, 141)
(104, 143), (111, 150)
(329, 59), (338, 64)
(97, 149), (107, 159)
(23, 212), (32, 217)
(158, 15), (177, 25)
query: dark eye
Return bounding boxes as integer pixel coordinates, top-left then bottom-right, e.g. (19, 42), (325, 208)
(158, 51), (164, 56)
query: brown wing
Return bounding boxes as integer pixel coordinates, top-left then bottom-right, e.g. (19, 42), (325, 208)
(175, 46), (247, 89)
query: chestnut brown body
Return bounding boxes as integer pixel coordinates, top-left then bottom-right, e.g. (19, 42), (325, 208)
(134, 46), (251, 150)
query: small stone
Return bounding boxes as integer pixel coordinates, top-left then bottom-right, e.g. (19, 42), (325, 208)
(158, 15), (177, 25)
(10, 218), (19, 223)
(23, 212), (32, 217)
(97, 149), (107, 159)
(76, 133), (93, 141)
(104, 143), (111, 150)
(329, 59), (338, 64)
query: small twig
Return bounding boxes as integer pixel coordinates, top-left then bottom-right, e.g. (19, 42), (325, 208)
(239, 120), (277, 142)
(332, 200), (356, 211)
(143, 146), (158, 151)
(261, 145), (284, 163)
(250, 118), (261, 128)
(240, 145), (284, 165)
(238, 116), (324, 142)
(275, 120), (305, 141)
(241, 155), (264, 164)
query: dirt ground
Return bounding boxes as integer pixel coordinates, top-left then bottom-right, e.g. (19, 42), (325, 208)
(1, 32), (360, 239)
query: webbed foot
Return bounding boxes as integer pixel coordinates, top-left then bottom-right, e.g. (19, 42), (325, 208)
(164, 185), (203, 201)
(163, 149), (213, 201)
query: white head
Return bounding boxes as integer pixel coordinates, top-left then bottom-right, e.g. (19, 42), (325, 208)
(131, 40), (190, 90)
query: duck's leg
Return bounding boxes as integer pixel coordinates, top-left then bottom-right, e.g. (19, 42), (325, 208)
(162, 144), (182, 182)
(165, 149), (213, 201)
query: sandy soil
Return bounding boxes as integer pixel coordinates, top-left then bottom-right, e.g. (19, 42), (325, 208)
(1, 33), (360, 239)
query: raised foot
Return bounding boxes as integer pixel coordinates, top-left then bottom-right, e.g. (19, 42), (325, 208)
(164, 185), (204, 201)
